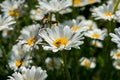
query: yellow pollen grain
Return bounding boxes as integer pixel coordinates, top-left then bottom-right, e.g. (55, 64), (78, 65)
(27, 38), (35, 46)
(105, 12), (113, 17)
(88, 0), (95, 3)
(15, 60), (24, 67)
(115, 52), (120, 57)
(71, 26), (80, 31)
(92, 33), (100, 39)
(73, 0), (82, 5)
(53, 38), (68, 48)
(84, 60), (90, 67)
(9, 10), (20, 17)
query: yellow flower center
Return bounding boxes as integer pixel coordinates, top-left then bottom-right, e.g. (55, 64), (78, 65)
(88, 25), (93, 30)
(115, 52), (120, 57)
(9, 10), (20, 17)
(105, 12), (113, 17)
(7, 30), (12, 35)
(92, 33), (100, 39)
(84, 60), (90, 67)
(15, 60), (24, 67)
(117, 62), (120, 67)
(48, 61), (57, 67)
(36, 9), (42, 14)
(73, 0), (82, 5)
(53, 38), (69, 48)
(71, 26), (80, 31)
(88, 0), (95, 3)
(27, 38), (35, 46)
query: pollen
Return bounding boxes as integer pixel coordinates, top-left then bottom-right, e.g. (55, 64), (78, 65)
(105, 12), (113, 17)
(9, 10), (20, 17)
(115, 52), (120, 57)
(15, 60), (24, 67)
(53, 38), (68, 48)
(92, 33), (100, 39)
(88, 25), (93, 30)
(36, 9), (42, 14)
(84, 60), (90, 67)
(73, 0), (82, 5)
(71, 26), (80, 31)
(88, 0), (95, 3)
(27, 38), (35, 46)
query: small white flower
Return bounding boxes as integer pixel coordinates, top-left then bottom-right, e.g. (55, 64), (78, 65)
(85, 28), (107, 40)
(2, 28), (14, 38)
(37, 0), (72, 13)
(0, 0), (25, 18)
(79, 57), (96, 68)
(8, 44), (32, 71)
(110, 49), (120, 60)
(63, 19), (88, 33)
(113, 60), (120, 70)
(7, 66), (47, 80)
(91, 3), (115, 21)
(18, 24), (42, 51)
(91, 40), (103, 48)
(39, 25), (84, 52)
(30, 8), (47, 21)
(110, 27), (120, 48)
(45, 57), (61, 70)
(0, 15), (15, 31)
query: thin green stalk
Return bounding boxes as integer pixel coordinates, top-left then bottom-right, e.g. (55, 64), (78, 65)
(61, 50), (71, 80)
(113, 0), (120, 14)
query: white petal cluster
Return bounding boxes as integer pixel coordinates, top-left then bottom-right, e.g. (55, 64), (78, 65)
(39, 25), (84, 52)
(7, 66), (47, 80)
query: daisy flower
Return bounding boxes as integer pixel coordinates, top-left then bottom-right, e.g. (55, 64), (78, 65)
(91, 3), (115, 21)
(110, 27), (120, 48)
(79, 57), (96, 68)
(45, 57), (61, 70)
(30, 8), (47, 21)
(39, 25), (84, 52)
(63, 19), (88, 33)
(85, 28), (107, 40)
(113, 60), (120, 70)
(8, 44), (32, 71)
(0, 15), (16, 31)
(2, 28), (14, 38)
(7, 66), (47, 80)
(18, 24), (42, 51)
(110, 49), (120, 60)
(73, 0), (101, 7)
(91, 40), (103, 48)
(37, 0), (72, 13)
(0, 0), (25, 18)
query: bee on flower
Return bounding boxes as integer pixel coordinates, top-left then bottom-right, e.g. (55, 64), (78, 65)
(39, 25), (84, 52)
(79, 57), (96, 68)
(7, 66), (47, 80)
(8, 44), (32, 71)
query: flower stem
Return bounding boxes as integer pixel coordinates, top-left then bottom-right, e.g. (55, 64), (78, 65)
(113, 0), (120, 14)
(61, 50), (71, 80)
